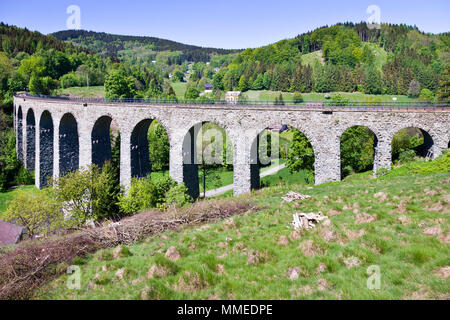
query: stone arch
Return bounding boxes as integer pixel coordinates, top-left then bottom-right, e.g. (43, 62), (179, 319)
(250, 121), (318, 187)
(391, 126), (435, 159)
(339, 125), (378, 178)
(17, 106), (23, 163)
(39, 110), (53, 187)
(59, 113), (79, 175)
(92, 115), (114, 168)
(182, 121), (235, 199)
(130, 119), (153, 178)
(26, 108), (36, 171)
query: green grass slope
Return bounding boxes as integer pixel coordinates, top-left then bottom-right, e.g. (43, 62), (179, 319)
(38, 155), (450, 300)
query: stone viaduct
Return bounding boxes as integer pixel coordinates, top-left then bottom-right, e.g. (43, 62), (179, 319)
(13, 95), (450, 198)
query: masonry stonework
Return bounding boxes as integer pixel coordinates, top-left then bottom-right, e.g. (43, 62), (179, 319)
(14, 96), (450, 196)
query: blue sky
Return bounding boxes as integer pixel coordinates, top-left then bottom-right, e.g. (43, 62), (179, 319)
(1, 0), (449, 49)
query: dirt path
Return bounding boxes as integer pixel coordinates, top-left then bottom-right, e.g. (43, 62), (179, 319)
(204, 164), (286, 198)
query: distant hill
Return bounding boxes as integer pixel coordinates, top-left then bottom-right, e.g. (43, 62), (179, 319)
(213, 22), (449, 97)
(51, 30), (240, 64)
(0, 23), (92, 56)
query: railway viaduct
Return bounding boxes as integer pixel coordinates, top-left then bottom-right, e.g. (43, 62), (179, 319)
(13, 94), (450, 198)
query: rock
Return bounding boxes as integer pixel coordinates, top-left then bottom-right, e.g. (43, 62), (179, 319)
(247, 250), (260, 265)
(316, 263), (327, 274)
(165, 246), (181, 261)
(434, 266), (450, 279)
(355, 212), (376, 224)
(328, 209), (342, 216)
(343, 256), (360, 268)
(319, 227), (335, 242)
(374, 192), (388, 202)
(115, 268), (126, 281)
(288, 267), (300, 281)
(424, 225), (442, 236)
(317, 278), (331, 291)
(292, 212), (328, 230)
(217, 264), (225, 275)
(112, 245), (132, 259)
(282, 192), (311, 203)
(277, 235), (289, 247)
(299, 240), (322, 257)
(147, 265), (169, 279)
(289, 230), (302, 241)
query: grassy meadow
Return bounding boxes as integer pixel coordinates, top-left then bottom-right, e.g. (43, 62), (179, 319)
(36, 154), (450, 300)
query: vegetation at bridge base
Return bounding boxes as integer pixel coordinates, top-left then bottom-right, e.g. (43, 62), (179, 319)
(21, 152), (448, 300)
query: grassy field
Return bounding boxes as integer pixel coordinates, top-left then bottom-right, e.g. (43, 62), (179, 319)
(56, 86), (105, 98)
(0, 185), (39, 219)
(171, 82), (188, 98)
(37, 154), (450, 300)
(244, 90), (418, 103)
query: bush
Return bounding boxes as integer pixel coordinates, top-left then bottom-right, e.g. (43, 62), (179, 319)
(118, 176), (157, 215)
(153, 176), (177, 203)
(419, 88), (435, 102)
(164, 183), (193, 208)
(3, 191), (67, 238)
(292, 92), (304, 104)
(398, 149), (416, 163)
(15, 166), (34, 186)
(51, 164), (121, 224)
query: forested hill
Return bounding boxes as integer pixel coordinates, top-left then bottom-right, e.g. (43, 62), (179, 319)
(212, 22), (449, 99)
(0, 23), (92, 56)
(51, 30), (240, 63)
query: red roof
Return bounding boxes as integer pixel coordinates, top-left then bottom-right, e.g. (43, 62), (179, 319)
(0, 220), (23, 246)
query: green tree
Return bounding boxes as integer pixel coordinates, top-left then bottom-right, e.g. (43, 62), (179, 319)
(252, 73), (264, 90)
(238, 75), (248, 92)
(4, 191), (67, 238)
(184, 86), (200, 99)
(286, 129), (315, 178)
(105, 69), (136, 99)
(407, 80), (421, 98)
(437, 65), (450, 101)
(148, 122), (170, 171)
(28, 74), (57, 95)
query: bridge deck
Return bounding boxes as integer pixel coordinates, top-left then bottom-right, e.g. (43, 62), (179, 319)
(16, 93), (450, 112)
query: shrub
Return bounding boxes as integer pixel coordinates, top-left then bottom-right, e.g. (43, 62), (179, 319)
(15, 166), (34, 186)
(398, 149), (416, 163)
(3, 191), (67, 238)
(50, 164), (121, 224)
(164, 183), (193, 208)
(419, 88), (435, 102)
(292, 92), (304, 104)
(118, 177), (157, 215)
(407, 80), (420, 98)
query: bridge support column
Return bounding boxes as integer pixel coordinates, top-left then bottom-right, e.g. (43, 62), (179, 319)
(314, 142), (341, 185)
(233, 136), (253, 196)
(250, 134), (260, 190)
(373, 137), (392, 177)
(182, 127), (200, 199)
(120, 130), (132, 191)
(35, 114), (41, 189)
(78, 124), (92, 169)
(53, 116), (60, 180)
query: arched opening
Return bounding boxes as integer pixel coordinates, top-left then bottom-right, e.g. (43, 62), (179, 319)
(26, 109), (36, 171)
(130, 119), (170, 179)
(256, 126), (315, 187)
(17, 106), (23, 163)
(92, 116), (120, 167)
(59, 113), (79, 175)
(340, 126), (377, 179)
(182, 122), (234, 199)
(392, 127), (434, 163)
(39, 111), (53, 187)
